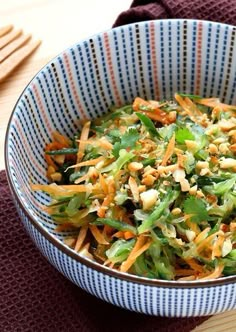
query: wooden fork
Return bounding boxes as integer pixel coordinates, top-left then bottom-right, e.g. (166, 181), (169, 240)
(0, 24), (41, 83)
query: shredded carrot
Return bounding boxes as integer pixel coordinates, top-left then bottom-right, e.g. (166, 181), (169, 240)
(196, 98), (236, 112)
(74, 225), (88, 252)
(184, 97), (202, 116)
(128, 176), (139, 202)
(113, 231), (124, 239)
(99, 173), (108, 195)
(74, 173), (89, 184)
(120, 234), (151, 272)
(142, 111), (165, 122)
(59, 184), (91, 191)
(45, 155), (57, 169)
(177, 153), (186, 168)
(133, 97), (176, 124)
(177, 275), (196, 281)
(64, 237), (77, 247)
(97, 206), (107, 218)
(97, 178), (116, 218)
(102, 224), (114, 238)
(194, 227), (211, 244)
(161, 133), (176, 166)
(212, 234), (225, 258)
(198, 264), (224, 280)
(185, 219), (201, 235)
(31, 183), (93, 196)
(68, 156), (104, 170)
(175, 268), (196, 276)
(132, 97), (153, 111)
(124, 231), (136, 240)
(120, 240), (151, 272)
(45, 142), (66, 151)
(97, 138), (113, 150)
(52, 131), (70, 147)
(76, 121), (91, 163)
(212, 105), (222, 119)
(45, 141), (68, 170)
(185, 258), (204, 273)
(174, 94), (191, 114)
(89, 224), (110, 245)
(55, 223), (75, 232)
(196, 231), (222, 253)
(112, 230), (135, 240)
(112, 205), (125, 220)
(78, 137), (113, 150)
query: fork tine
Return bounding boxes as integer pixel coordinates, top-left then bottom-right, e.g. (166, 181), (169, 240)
(0, 24), (13, 38)
(0, 29), (22, 49)
(0, 39), (41, 82)
(0, 33), (31, 62)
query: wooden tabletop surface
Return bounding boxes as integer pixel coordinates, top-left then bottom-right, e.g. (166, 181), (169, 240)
(0, 1), (235, 331)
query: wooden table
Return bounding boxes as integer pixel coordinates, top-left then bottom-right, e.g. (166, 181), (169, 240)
(0, 1), (235, 331)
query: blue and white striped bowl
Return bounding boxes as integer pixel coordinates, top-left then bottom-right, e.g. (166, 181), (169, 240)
(5, 19), (236, 317)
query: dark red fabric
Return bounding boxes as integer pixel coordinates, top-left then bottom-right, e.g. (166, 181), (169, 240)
(0, 169), (210, 331)
(113, 0), (236, 27)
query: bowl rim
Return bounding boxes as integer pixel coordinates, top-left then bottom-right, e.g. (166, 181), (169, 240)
(5, 18), (236, 289)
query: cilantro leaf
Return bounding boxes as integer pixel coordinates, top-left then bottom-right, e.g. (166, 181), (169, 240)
(113, 142), (122, 158)
(183, 196), (209, 223)
(112, 128), (140, 158)
(176, 127), (195, 144)
(122, 128), (140, 147)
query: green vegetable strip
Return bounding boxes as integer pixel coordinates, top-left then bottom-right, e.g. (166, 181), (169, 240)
(136, 112), (161, 138)
(94, 218), (137, 234)
(138, 191), (179, 234)
(46, 148), (78, 155)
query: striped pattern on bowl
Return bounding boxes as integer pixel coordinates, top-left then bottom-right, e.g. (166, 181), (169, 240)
(5, 19), (236, 317)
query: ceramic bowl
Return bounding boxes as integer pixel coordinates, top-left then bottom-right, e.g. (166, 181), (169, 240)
(5, 19), (236, 317)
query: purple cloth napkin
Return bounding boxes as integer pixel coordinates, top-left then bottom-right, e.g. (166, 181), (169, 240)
(113, 0), (236, 27)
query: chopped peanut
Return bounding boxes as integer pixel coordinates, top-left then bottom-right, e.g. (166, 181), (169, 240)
(218, 143), (230, 154)
(196, 161), (209, 170)
(173, 168), (185, 182)
(128, 162), (143, 172)
(143, 165), (157, 176)
(213, 137), (226, 145)
(53, 154), (65, 165)
(180, 179), (191, 192)
(218, 118), (236, 131)
(47, 165), (56, 178)
(138, 185), (146, 193)
(189, 185), (198, 195)
(171, 208), (182, 215)
(186, 230), (196, 242)
(50, 172), (62, 182)
(141, 174), (156, 186)
(208, 143), (218, 154)
(222, 238), (232, 257)
(196, 190), (205, 198)
(140, 189), (159, 210)
(220, 158), (236, 169)
(185, 140), (198, 151)
(200, 168), (211, 176)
